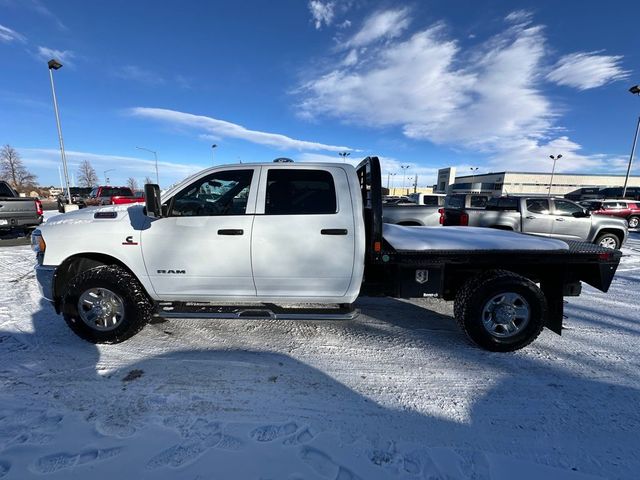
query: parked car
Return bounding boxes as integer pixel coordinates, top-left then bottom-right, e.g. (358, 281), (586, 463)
(57, 187), (92, 212)
(580, 200), (640, 229)
(33, 157), (622, 352)
(0, 180), (43, 234)
(442, 196), (628, 249)
(406, 193), (446, 206)
(83, 186), (145, 207)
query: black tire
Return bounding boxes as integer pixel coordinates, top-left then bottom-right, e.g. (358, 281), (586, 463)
(62, 265), (152, 343)
(628, 216), (639, 229)
(454, 270), (547, 352)
(58, 204), (64, 213)
(595, 233), (620, 250)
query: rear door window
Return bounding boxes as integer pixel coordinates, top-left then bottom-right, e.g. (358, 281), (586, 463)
(101, 187), (133, 197)
(470, 195), (488, 208)
(265, 169), (337, 215)
(526, 199), (550, 214)
(422, 196), (439, 206)
(0, 183), (15, 197)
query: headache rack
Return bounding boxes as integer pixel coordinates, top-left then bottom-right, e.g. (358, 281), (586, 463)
(356, 156), (385, 264)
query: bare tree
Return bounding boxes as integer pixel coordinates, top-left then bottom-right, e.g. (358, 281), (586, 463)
(126, 177), (138, 191)
(0, 144), (37, 192)
(143, 176), (153, 185)
(77, 160), (98, 187)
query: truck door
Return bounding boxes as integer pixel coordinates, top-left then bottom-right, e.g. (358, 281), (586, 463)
(522, 198), (554, 236)
(251, 166), (356, 298)
(141, 167), (258, 298)
(550, 199), (591, 240)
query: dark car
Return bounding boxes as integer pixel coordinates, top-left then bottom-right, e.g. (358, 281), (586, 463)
(0, 180), (43, 234)
(57, 187), (92, 212)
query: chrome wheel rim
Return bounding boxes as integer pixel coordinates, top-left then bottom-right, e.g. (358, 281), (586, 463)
(481, 292), (530, 338)
(599, 237), (617, 249)
(78, 288), (125, 331)
(629, 217), (639, 229)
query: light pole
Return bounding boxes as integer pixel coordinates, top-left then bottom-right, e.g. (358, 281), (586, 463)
(211, 144), (217, 165)
(47, 59), (72, 206)
(400, 165), (410, 193)
(339, 151), (350, 163)
(386, 172), (396, 191)
(136, 146), (159, 185)
(470, 167), (479, 193)
(548, 154), (562, 197)
(104, 169), (115, 184)
(623, 85), (640, 198)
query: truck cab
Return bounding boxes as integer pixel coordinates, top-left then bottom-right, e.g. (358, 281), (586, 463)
(141, 163), (364, 301)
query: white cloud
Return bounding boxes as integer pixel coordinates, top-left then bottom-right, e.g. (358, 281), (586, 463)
(547, 52), (629, 90)
(297, 152), (442, 186)
(487, 136), (629, 174)
(114, 65), (165, 86)
(297, 10), (628, 173)
(0, 24), (26, 43)
(129, 107), (355, 152)
(343, 7), (411, 48)
(18, 148), (204, 186)
(308, 1), (335, 29)
(505, 10), (533, 25)
(36, 46), (74, 66)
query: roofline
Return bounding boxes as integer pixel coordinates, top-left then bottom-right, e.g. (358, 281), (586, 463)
(456, 171), (640, 179)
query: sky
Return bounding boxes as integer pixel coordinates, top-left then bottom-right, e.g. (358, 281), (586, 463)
(0, 0), (638, 189)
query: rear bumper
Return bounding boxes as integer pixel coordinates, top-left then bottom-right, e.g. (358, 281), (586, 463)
(0, 215), (43, 230)
(35, 265), (56, 302)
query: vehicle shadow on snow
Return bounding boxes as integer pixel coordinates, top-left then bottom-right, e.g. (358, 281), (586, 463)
(0, 296), (639, 478)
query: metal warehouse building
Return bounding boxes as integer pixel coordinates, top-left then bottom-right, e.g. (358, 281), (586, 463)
(435, 167), (640, 197)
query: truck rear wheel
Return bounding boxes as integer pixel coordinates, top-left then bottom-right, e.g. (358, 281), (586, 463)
(62, 265), (152, 344)
(454, 270), (546, 352)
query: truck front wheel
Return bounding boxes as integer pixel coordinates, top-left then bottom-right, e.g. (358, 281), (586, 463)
(595, 233), (620, 249)
(454, 270), (547, 352)
(62, 265), (152, 343)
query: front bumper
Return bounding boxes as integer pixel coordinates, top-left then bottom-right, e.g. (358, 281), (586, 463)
(35, 265), (56, 302)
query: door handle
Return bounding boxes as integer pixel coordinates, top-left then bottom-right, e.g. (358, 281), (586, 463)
(525, 216), (536, 219)
(555, 218), (565, 222)
(218, 229), (244, 235)
(321, 229), (348, 235)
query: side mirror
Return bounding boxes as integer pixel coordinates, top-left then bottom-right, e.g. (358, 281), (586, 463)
(144, 184), (163, 218)
(572, 209), (590, 218)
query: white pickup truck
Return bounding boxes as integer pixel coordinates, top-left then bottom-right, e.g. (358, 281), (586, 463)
(33, 157), (622, 352)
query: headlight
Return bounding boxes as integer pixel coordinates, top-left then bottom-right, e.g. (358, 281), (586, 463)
(31, 230), (46, 253)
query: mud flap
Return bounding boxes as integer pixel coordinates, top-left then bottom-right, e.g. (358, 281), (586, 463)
(541, 277), (564, 335)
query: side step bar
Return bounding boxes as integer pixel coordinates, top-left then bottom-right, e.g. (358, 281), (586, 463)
(154, 302), (359, 321)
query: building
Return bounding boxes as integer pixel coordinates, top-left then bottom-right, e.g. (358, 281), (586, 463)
(441, 168), (640, 198)
(434, 167), (456, 193)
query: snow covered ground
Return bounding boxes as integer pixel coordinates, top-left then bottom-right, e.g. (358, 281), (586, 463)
(0, 232), (639, 479)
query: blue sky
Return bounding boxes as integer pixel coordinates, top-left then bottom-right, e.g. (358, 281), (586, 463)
(0, 0), (637, 188)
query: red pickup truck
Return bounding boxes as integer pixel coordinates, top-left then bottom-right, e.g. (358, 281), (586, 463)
(580, 199), (640, 229)
(82, 186), (145, 207)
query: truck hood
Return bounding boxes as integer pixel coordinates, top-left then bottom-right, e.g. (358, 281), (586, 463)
(44, 204), (144, 227)
(383, 224), (569, 252)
